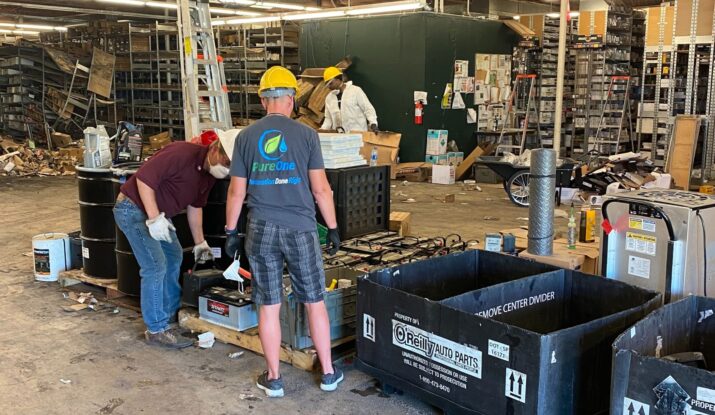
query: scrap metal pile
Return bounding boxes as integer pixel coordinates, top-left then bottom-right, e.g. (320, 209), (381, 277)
(578, 152), (670, 195)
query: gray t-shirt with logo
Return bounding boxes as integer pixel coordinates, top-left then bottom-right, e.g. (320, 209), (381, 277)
(230, 114), (325, 232)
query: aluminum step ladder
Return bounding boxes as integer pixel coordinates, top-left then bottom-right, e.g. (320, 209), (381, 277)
(589, 75), (634, 156)
(496, 74), (541, 156)
(177, 0), (232, 140)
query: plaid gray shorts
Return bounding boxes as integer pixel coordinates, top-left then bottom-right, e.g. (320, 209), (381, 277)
(245, 217), (326, 305)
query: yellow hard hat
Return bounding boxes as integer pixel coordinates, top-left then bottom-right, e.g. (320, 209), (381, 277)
(258, 66), (298, 97)
(323, 66), (342, 83)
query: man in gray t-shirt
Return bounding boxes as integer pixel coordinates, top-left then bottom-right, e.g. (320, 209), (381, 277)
(224, 66), (343, 397)
(229, 116), (324, 231)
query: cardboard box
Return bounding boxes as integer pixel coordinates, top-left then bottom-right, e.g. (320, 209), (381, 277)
(356, 251), (659, 415)
(389, 211), (411, 236)
(59, 147), (84, 159)
(611, 296), (713, 415)
(295, 79), (315, 107)
(149, 131), (172, 151)
(359, 131), (401, 178)
(425, 154), (449, 165)
(431, 164), (455, 185)
(394, 162), (431, 182)
(51, 132), (72, 148)
(505, 227), (600, 275)
(426, 129), (448, 155)
(308, 81), (331, 114)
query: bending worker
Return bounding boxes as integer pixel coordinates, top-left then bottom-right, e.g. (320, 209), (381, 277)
(224, 66), (343, 397)
(114, 132), (237, 349)
(321, 66), (378, 133)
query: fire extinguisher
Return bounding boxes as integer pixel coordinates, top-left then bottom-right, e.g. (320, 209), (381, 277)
(414, 101), (423, 125)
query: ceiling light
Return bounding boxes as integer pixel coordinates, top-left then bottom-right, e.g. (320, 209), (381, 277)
(569, 11), (580, 18)
(225, 16), (281, 24)
(146, 1), (177, 8)
(546, 12), (560, 18)
(98, 0), (145, 5)
(234, 10), (262, 16)
(346, 2), (423, 15)
(283, 10), (344, 20)
(258, 2), (307, 10)
(512, 15), (520, 20)
(2, 30), (40, 35)
(251, 4), (274, 9)
(211, 7), (239, 15)
(16, 24), (55, 30)
(54, 27), (69, 31)
(305, 7), (321, 11)
(212, 20), (226, 26)
(0, 23), (15, 27)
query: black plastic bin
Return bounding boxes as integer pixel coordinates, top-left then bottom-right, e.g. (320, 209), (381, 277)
(355, 250), (661, 415)
(321, 165), (390, 239)
(611, 296), (715, 415)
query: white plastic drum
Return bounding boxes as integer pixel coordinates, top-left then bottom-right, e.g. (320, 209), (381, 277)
(32, 233), (71, 282)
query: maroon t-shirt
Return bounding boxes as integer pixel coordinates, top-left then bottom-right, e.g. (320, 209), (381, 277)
(120, 142), (216, 218)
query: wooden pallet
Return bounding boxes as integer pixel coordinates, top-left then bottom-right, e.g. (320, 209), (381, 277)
(178, 308), (355, 372)
(58, 269), (140, 312)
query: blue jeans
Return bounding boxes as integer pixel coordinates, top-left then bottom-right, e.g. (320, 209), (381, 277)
(113, 198), (183, 333)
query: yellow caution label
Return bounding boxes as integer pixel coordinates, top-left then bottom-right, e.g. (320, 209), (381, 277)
(184, 37), (192, 56)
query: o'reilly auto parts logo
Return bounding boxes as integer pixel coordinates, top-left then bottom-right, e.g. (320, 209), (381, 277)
(392, 319), (482, 379)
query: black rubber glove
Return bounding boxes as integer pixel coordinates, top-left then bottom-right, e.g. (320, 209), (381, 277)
(225, 229), (244, 259)
(327, 227), (341, 255)
(369, 123), (379, 133)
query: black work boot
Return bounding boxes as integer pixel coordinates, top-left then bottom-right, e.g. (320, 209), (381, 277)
(144, 329), (194, 349)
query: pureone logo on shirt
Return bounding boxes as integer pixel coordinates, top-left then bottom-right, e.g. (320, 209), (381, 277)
(250, 129), (301, 186)
(253, 129), (297, 173)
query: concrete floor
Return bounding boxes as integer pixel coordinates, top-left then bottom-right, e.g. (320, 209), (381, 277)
(0, 176), (568, 415)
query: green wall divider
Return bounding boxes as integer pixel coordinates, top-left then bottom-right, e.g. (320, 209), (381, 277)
(300, 12), (519, 163)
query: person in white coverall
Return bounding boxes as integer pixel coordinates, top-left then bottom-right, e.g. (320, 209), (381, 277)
(320, 66), (378, 133)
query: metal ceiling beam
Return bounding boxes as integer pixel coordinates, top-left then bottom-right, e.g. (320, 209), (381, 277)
(0, 2), (176, 21)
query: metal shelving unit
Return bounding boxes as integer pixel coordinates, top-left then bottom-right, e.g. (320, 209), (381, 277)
(217, 24), (299, 123)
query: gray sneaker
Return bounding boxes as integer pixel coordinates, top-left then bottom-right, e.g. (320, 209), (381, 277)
(256, 371), (284, 398)
(320, 368), (344, 392)
(144, 329), (194, 349)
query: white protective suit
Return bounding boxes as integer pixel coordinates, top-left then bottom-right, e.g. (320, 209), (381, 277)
(321, 81), (378, 132)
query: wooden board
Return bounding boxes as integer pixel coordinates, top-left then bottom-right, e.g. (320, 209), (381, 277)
(646, 5), (675, 47)
(58, 269), (140, 312)
(87, 48), (116, 99)
(503, 20), (535, 37)
(178, 309), (355, 372)
(528, 15), (544, 41)
(593, 10), (607, 36)
(676, 0), (694, 37)
(697, 0), (715, 36)
(666, 115), (701, 190)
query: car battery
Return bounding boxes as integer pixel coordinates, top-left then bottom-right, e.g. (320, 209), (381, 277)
(198, 286), (258, 332)
(182, 266), (234, 308)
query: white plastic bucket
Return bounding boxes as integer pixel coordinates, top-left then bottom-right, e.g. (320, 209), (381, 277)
(32, 233), (71, 282)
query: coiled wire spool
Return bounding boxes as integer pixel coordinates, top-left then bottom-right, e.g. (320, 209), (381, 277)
(527, 149), (556, 256)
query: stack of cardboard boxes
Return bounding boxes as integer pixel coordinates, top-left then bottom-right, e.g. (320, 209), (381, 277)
(424, 129), (463, 185)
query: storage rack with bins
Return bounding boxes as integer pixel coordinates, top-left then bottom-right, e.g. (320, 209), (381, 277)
(216, 24), (300, 123)
(0, 41), (58, 143)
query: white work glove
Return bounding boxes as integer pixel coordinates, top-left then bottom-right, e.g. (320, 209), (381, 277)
(193, 240), (214, 263)
(145, 212), (176, 243)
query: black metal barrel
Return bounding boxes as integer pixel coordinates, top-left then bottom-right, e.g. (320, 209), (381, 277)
(76, 165), (116, 279)
(112, 164), (141, 295)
